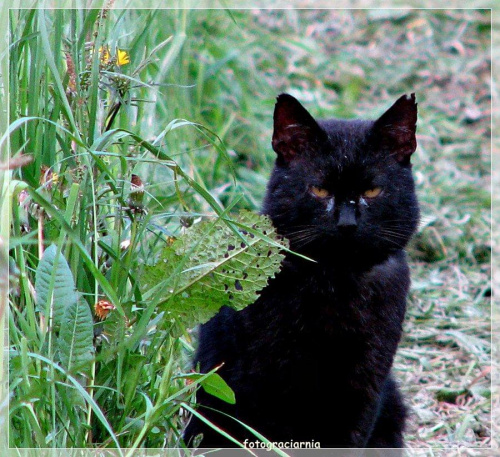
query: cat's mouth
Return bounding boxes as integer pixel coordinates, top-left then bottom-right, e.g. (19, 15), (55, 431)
(285, 225), (361, 252)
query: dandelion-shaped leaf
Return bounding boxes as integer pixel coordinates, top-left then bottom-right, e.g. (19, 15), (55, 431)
(142, 210), (288, 328)
(58, 295), (95, 376)
(35, 244), (78, 331)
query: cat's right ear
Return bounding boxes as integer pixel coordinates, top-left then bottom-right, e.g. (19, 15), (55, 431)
(272, 94), (326, 164)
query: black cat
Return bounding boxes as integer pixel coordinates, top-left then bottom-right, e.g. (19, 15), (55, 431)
(184, 93), (419, 449)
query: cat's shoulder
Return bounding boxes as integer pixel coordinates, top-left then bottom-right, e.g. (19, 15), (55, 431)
(364, 250), (410, 291)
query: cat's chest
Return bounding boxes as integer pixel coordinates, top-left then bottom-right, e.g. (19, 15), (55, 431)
(239, 271), (378, 379)
(254, 266), (376, 338)
(300, 274), (376, 335)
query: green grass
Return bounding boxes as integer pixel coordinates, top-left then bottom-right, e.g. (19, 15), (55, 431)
(8, 7), (491, 451)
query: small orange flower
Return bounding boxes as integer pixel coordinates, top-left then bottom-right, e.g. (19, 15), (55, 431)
(94, 300), (116, 320)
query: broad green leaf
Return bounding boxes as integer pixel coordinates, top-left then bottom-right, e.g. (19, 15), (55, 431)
(182, 372), (236, 404)
(35, 244), (78, 331)
(142, 210), (288, 327)
(200, 373), (235, 404)
(57, 295), (94, 376)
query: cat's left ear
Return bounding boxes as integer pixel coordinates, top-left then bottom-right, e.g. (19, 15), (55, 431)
(373, 93), (417, 165)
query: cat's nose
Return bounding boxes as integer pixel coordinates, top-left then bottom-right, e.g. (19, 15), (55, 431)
(337, 203), (357, 230)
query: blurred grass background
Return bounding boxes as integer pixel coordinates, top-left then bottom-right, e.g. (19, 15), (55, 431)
(8, 6), (491, 450)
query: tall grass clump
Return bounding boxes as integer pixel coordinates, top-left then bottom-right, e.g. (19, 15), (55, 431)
(8, 7), (288, 450)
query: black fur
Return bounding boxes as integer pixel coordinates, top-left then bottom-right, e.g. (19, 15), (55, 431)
(184, 93), (419, 449)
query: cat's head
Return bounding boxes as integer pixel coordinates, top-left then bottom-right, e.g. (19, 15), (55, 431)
(263, 93), (420, 264)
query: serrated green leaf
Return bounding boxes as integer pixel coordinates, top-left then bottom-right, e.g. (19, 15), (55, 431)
(57, 295), (95, 376)
(35, 244), (78, 331)
(142, 210), (288, 327)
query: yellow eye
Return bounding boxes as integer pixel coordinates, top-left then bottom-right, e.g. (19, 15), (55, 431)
(311, 186), (329, 198)
(363, 187), (382, 198)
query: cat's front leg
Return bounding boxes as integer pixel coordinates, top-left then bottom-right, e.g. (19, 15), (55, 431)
(347, 398), (382, 448)
(347, 373), (405, 448)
